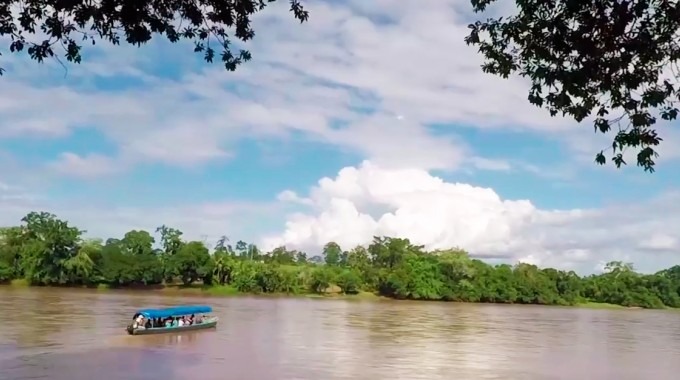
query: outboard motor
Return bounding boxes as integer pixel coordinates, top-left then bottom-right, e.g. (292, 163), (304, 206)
(126, 324), (135, 335)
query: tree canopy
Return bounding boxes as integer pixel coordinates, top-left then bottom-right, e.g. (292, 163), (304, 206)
(466, 0), (680, 172)
(2, 211), (680, 309)
(0, 0), (308, 75)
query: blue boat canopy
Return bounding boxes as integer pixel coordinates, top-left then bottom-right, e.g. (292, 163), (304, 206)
(135, 305), (213, 319)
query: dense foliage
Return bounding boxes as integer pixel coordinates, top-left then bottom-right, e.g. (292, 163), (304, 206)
(0, 0), (308, 75)
(466, 0), (680, 172)
(2, 212), (680, 309)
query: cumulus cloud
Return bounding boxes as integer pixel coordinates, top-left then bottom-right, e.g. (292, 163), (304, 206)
(263, 161), (680, 274)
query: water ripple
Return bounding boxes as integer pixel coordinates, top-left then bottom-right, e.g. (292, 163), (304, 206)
(1, 287), (679, 380)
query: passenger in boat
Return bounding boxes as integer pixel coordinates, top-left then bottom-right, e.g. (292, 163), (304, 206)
(133, 314), (144, 329)
(178, 317), (185, 327)
(144, 319), (152, 329)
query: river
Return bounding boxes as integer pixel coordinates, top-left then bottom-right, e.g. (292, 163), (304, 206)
(1, 287), (679, 380)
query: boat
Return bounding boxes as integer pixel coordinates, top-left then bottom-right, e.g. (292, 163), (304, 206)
(126, 305), (218, 335)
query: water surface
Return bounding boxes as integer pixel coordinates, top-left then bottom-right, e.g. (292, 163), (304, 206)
(1, 287), (679, 380)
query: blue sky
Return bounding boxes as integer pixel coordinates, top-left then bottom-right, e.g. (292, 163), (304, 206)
(0, 0), (679, 274)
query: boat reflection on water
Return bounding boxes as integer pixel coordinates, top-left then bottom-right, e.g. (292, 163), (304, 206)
(146, 330), (204, 347)
(167, 332), (192, 345)
(110, 328), (211, 351)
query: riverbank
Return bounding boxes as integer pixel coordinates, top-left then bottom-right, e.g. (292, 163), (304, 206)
(163, 285), (642, 309)
(3, 279), (383, 301)
(159, 283), (383, 301)
(3, 279), (668, 310)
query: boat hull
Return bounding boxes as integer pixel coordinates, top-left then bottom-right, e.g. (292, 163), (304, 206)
(127, 318), (218, 335)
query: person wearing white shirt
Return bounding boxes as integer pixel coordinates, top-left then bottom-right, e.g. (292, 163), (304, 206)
(133, 315), (145, 329)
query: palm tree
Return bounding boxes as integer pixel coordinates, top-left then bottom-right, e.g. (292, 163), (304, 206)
(212, 253), (233, 285)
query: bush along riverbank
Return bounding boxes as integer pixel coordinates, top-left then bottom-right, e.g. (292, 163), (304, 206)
(2, 212), (680, 309)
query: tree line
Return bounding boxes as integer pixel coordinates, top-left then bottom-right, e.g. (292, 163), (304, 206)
(1, 212), (679, 309)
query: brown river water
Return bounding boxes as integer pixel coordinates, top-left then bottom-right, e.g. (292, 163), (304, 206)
(1, 287), (680, 380)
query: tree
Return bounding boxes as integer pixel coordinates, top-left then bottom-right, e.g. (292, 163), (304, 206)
(4, 211), (680, 310)
(156, 225), (183, 255)
(346, 246), (370, 269)
(309, 266), (333, 294)
(323, 242), (342, 266)
(235, 240), (248, 257)
(0, 227), (26, 279)
(99, 233), (163, 286)
(466, 0), (680, 172)
(79, 239), (104, 281)
(212, 251), (235, 285)
(295, 251), (308, 264)
(19, 212), (82, 285)
(0, 260), (11, 283)
(216, 236), (235, 256)
(167, 241), (211, 285)
(268, 246), (296, 265)
(336, 269), (362, 294)
(99, 239), (135, 286)
(368, 237), (421, 269)
(121, 230), (155, 256)
(0, 0), (309, 76)
(63, 248), (95, 284)
(120, 230), (163, 284)
(245, 243), (261, 261)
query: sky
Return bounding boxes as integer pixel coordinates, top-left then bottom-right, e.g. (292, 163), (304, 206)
(0, 0), (679, 274)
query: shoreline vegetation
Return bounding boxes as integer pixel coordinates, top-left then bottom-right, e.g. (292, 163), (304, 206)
(1, 212), (680, 311)
(1, 279), (636, 310)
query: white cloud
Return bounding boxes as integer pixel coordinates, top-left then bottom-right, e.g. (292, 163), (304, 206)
(1, 0), (678, 176)
(263, 161), (680, 273)
(0, 182), (41, 210)
(277, 190), (314, 206)
(0, 0), (583, 177)
(48, 153), (122, 179)
(250, 0), (571, 130)
(638, 234), (679, 252)
(469, 157), (512, 171)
